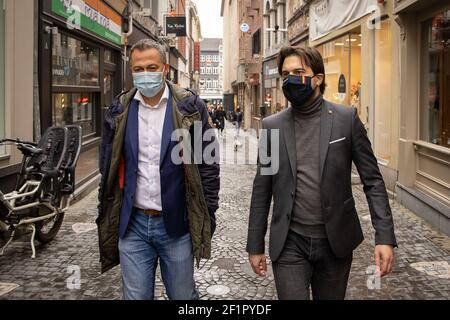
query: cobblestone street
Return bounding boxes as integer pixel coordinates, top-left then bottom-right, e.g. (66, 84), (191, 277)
(1, 123), (450, 300)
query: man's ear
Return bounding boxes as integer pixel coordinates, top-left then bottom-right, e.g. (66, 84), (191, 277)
(164, 64), (170, 78)
(315, 74), (324, 87)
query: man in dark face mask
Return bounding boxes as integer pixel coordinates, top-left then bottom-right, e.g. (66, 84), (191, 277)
(247, 46), (397, 300)
(280, 54), (325, 109)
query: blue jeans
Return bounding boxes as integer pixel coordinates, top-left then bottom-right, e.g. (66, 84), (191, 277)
(118, 209), (199, 300)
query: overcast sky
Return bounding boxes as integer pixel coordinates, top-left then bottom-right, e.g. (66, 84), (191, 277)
(192, 0), (223, 39)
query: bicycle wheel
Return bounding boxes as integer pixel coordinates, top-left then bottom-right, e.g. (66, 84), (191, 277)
(34, 206), (65, 244)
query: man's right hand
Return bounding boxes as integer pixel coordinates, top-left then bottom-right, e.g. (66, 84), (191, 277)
(249, 254), (267, 277)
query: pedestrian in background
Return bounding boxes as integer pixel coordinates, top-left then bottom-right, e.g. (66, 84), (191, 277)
(215, 105), (226, 137)
(234, 107), (243, 137)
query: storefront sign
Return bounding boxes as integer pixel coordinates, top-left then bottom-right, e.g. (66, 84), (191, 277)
(240, 23), (250, 33)
(264, 59), (279, 80)
(51, 0), (123, 45)
(166, 16), (187, 37)
(194, 42), (201, 72)
(310, 0), (377, 41)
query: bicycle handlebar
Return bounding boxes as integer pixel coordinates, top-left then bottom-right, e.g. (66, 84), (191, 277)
(0, 138), (37, 146)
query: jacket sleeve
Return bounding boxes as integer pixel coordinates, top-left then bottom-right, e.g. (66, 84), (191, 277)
(351, 108), (398, 247)
(246, 120), (273, 254)
(98, 105), (116, 208)
(195, 98), (220, 236)
(98, 109), (110, 205)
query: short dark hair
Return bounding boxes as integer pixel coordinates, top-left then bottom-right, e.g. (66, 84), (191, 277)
(277, 46), (326, 94)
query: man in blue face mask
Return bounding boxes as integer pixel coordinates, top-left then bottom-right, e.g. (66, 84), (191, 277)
(247, 46), (397, 300)
(97, 39), (220, 300)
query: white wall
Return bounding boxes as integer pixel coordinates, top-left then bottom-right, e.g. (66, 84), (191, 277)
(222, 0), (239, 93)
(0, 0), (34, 167)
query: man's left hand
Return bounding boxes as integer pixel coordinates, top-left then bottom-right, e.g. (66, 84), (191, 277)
(374, 245), (395, 277)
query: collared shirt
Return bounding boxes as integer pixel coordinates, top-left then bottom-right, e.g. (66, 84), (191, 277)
(133, 84), (169, 211)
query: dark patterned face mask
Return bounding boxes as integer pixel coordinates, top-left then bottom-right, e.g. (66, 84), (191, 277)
(282, 75), (317, 108)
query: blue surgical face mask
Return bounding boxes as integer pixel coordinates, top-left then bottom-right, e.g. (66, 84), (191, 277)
(132, 67), (165, 98)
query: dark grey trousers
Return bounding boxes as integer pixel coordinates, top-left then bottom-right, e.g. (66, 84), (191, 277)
(272, 230), (353, 300)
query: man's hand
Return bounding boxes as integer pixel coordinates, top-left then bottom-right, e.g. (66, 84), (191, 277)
(249, 254), (267, 277)
(374, 245), (395, 277)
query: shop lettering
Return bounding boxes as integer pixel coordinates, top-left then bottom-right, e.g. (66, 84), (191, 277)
(265, 67), (278, 76)
(84, 4), (111, 29)
(167, 23), (185, 30)
(314, 0), (330, 17)
(53, 68), (65, 76)
(98, 14), (111, 29)
(54, 55), (95, 75)
(84, 5), (98, 22)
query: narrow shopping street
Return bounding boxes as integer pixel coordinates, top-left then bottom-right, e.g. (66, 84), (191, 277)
(1, 123), (449, 300)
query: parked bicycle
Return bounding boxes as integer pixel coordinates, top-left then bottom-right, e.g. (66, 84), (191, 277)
(0, 125), (82, 258)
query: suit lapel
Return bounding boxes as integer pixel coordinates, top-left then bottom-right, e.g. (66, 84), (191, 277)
(126, 99), (139, 167)
(319, 101), (334, 180)
(160, 91), (173, 166)
(283, 108), (297, 180)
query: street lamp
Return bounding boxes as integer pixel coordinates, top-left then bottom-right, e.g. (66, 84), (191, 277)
(240, 23), (252, 119)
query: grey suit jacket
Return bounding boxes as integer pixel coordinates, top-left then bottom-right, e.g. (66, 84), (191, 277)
(247, 100), (397, 261)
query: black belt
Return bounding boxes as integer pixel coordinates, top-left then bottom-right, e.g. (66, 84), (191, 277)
(134, 207), (162, 216)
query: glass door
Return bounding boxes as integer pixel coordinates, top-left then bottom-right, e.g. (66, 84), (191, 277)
(104, 72), (115, 110)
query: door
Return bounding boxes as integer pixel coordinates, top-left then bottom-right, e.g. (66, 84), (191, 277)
(104, 72), (115, 110)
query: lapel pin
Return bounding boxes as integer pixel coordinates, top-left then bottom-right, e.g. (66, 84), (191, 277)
(328, 110), (333, 114)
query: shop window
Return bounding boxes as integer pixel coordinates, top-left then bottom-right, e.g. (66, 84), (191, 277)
(52, 32), (101, 141)
(52, 33), (100, 87)
(252, 29), (261, 55)
(104, 72), (115, 110)
(420, 10), (450, 148)
(374, 20), (393, 161)
(0, 6), (4, 155)
(104, 49), (116, 64)
(52, 93), (96, 137)
(317, 33), (361, 115)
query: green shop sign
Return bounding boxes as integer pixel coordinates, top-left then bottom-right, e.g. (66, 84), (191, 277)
(51, 0), (123, 46)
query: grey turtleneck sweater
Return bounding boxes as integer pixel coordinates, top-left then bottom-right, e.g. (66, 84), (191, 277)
(290, 94), (327, 239)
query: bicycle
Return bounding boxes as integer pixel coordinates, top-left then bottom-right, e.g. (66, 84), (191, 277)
(0, 125), (82, 258)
